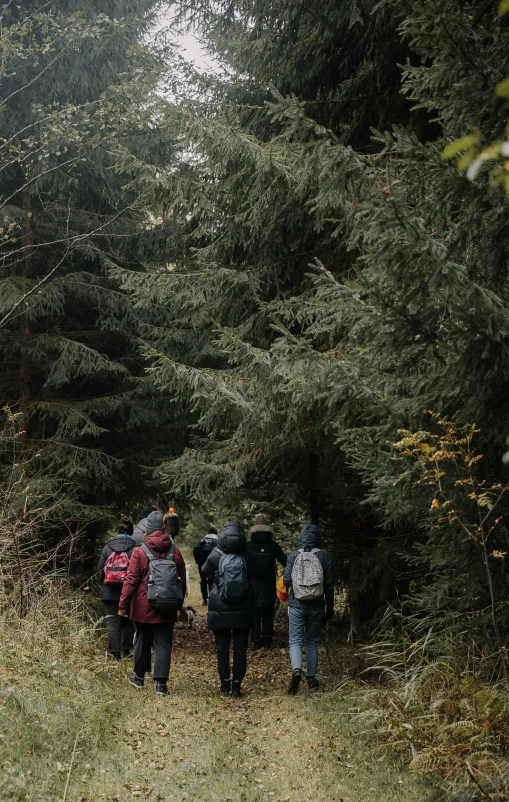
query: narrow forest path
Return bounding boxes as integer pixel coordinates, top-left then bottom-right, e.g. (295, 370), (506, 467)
(75, 552), (430, 802)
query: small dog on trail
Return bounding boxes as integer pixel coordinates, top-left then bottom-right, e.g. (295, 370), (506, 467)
(178, 606), (197, 629)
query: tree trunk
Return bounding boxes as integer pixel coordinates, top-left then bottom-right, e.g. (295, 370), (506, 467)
(18, 192), (33, 451)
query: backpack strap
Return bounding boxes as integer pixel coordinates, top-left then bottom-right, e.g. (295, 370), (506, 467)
(141, 542), (176, 561)
(141, 543), (155, 562)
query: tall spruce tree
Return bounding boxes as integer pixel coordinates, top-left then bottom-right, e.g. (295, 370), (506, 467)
(116, 0), (509, 644)
(114, 0), (425, 627)
(0, 1), (181, 545)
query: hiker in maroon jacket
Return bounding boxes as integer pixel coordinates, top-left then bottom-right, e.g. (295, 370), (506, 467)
(118, 510), (186, 696)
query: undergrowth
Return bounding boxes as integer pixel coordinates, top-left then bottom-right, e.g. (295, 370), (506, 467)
(0, 585), (114, 802)
(353, 608), (509, 802)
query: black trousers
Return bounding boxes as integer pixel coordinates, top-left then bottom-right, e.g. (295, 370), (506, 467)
(200, 575), (213, 602)
(133, 622), (175, 681)
(251, 603), (275, 648)
(214, 628), (249, 682)
(103, 600), (135, 658)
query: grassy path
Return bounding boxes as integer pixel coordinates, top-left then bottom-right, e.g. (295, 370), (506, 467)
(75, 553), (430, 802)
(2, 551), (433, 802)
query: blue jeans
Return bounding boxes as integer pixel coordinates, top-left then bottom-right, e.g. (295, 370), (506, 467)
(288, 605), (324, 677)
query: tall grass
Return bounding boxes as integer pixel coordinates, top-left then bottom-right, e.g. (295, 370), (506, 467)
(0, 411), (117, 801)
(356, 607), (509, 801)
(0, 581), (117, 802)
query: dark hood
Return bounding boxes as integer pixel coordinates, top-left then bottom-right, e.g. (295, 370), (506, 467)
(250, 528), (273, 544)
(107, 535), (136, 553)
(299, 524), (321, 550)
(218, 521), (246, 554)
(144, 530), (173, 553)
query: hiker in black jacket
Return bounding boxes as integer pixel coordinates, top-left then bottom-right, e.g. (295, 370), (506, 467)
(283, 524), (334, 694)
(97, 515), (136, 661)
(193, 527), (218, 604)
(246, 515), (287, 650)
(201, 519), (254, 699)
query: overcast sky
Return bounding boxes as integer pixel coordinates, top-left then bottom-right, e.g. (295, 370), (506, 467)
(156, 6), (218, 74)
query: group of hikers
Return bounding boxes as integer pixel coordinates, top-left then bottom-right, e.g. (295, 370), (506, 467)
(97, 506), (334, 698)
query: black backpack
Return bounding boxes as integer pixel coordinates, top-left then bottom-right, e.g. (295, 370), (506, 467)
(141, 543), (184, 612)
(248, 543), (274, 581)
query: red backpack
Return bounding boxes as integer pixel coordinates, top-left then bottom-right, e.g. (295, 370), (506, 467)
(103, 550), (130, 585)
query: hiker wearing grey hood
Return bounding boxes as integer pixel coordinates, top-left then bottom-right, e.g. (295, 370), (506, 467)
(132, 504), (158, 546)
(283, 524), (334, 695)
(97, 515), (136, 661)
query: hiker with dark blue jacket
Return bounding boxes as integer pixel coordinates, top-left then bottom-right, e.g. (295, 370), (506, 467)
(97, 515), (136, 661)
(201, 519), (254, 699)
(283, 524), (334, 695)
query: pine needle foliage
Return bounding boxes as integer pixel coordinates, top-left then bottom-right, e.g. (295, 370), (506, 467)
(116, 1), (509, 641)
(0, 1), (183, 527)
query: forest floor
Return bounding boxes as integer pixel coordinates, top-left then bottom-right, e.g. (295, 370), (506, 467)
(1, 550), (437, 802)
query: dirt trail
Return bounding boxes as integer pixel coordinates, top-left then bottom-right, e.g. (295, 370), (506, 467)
(77, 553), (430, 802)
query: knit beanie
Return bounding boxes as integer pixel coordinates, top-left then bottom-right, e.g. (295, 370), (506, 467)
(208, 526), (218, 534)
(145, 510), (164, 535)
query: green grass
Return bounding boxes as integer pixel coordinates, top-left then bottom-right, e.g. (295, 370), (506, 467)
(1, 552), (434, 802)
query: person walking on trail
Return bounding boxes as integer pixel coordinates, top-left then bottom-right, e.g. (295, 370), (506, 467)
(201, 519), (254, 699)
(132, 503), (158, 545)
(118, 510), (187, 696)
(193, 527), (218, 604)
(246, 514), (287, 650)
(97, 515), (136, 661)
(283, 524), (334, 695)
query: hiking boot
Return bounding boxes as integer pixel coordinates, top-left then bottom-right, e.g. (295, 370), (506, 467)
(202, 600), (208, 606)
(252, 642), (262, 651)
(288, 669), (302, 696)
(307, 676), (320, 690)
(220, 678), (231, 697)
(263, 642), (274, 651)
(128, 672), (144, 689)
(155, 681), (168, 696)
(123, 649), (132, 659)
(231, 681), (243, 699)
(113, 653), (121, 663)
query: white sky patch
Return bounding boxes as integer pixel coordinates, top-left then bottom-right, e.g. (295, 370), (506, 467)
(155, 6), (219, 75)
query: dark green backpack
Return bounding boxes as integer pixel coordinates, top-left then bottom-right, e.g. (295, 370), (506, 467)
(217, 550), (249, 603)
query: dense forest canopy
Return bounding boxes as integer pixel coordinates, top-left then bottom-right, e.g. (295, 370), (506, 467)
(3, 0), (509, 654)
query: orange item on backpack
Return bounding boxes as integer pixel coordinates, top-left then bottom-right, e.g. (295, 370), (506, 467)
(276, 575), (289, 602)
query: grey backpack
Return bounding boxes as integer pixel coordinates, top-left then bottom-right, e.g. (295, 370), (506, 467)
(141, 543), (184, 612)
(291, 549), (324, 600)
(217, 549), (249, 603)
